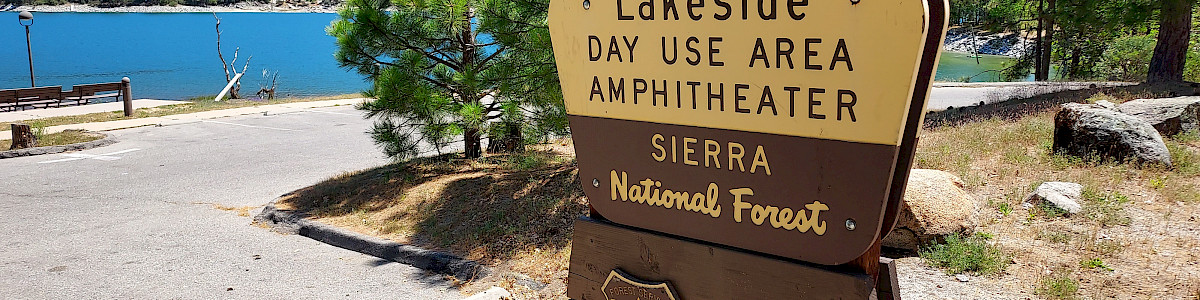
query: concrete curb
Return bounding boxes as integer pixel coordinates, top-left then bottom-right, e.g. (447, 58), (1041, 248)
(1, 98), (368, 139)
(254, 202), (489, 280)
(0, 132), (116, 159)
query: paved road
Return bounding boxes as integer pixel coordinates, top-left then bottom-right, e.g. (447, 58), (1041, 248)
(0, 106), (462, 299)
(0, 81), (1132, 299)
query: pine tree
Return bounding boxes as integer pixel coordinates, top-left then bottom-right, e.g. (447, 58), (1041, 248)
(329, 0), (562, 160)
(480, 0), (567, 150)
(1148, 0), (1195, 83)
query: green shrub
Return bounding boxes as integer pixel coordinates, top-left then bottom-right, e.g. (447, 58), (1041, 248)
(1168, 141), (1200, 176)
(1082, 190), (1131, 227)
(1186, 43), (1200, 83)
(1150, 177), (1167, 190)
(1095, 35), (1156, 81)
(1080, 258), (1113, 271)
(1036, 273), (1079, 300)
(996, 202), (1013, 217)
(920, 233), (1010, 275)
(1174, 130), (1200, 144)
(1037, 202), (1070, 219)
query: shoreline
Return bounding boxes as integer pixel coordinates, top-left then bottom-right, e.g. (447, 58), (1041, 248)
(2, 3), (340, 13)
(0, 7), (1036, 58)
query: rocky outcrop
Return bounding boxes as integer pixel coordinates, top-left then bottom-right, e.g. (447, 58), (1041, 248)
(1026, 182), (1083, 214)
(943, 27), (1034, 57)
(883, 169), (977, 250)
(1117, 96), (1200, 137)
(1053, 103), (1172, 166)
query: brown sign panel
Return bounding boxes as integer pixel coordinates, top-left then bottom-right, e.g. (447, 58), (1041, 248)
(550, 0), (949, 265)
(568, 217), (876, 299)
(601, 270), (679, 300)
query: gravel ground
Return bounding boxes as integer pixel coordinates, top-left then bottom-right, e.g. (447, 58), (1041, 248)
(895, 257), (1035, 300)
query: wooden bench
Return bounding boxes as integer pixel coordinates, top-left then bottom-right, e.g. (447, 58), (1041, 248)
(0, 81), (129, 112)
(62, 82), (125, 106)
(0, 89), (16, 112)
(0, 86), (64, 111)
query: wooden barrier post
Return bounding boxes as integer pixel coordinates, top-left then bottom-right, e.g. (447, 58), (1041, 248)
(121, 77), (132, 117)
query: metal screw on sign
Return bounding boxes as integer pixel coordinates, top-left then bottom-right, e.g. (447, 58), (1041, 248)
(583, 0), (590, 9)
(845, 219), (857, 231)
(850, 0), (860, 4)
(593, 178), (600, 187)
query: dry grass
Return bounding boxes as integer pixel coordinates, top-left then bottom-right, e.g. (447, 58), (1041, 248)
(212, 204), (255, 217)
(275, 141), (584, 299)
(0, 129), (104, 150)
(265, 85), (1200, 299)
(915, 90), (1200, 299)
(190, 202), (256, 217)
(2, 93), (362, 129)
(1036, 270), (1080, 300)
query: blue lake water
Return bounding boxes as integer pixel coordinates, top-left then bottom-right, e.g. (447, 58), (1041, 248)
(1, 12), (367, 100)
(1, 12), (1023, 100)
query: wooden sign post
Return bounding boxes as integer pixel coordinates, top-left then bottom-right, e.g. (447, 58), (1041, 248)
(549, 0), (948, 297)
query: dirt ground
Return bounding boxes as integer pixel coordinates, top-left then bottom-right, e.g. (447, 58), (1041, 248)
(912, 83), (1200, 299)
(273, 83), (1200, 299)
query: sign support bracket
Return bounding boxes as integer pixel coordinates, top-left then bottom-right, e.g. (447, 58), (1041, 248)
(569, 215), (902, 300)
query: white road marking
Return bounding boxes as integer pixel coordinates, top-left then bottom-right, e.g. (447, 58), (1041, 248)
(201, 120), (298, 131)
(305, 110), (359, 116)
(39, 148), (142, 164)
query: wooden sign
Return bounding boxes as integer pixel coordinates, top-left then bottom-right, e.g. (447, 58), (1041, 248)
(601, 270), (679, 300)
(550, 0), (948, 266)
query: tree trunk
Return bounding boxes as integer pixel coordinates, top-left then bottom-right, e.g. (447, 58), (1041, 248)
(1148, 0), (1194, 83)
(1035, 0), (1045, 81)
(1036, 0), (1056, 81)
(487, 121), (525, 154)
(464, 128), (483, 158)
(9, 123), (38, 150)
(230, 85), (241, 100)
(459, 7), (484, 159)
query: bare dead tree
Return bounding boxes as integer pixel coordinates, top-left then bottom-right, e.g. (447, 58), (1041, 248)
(257, 69), (279, 100)
(214, 12), (252, 100)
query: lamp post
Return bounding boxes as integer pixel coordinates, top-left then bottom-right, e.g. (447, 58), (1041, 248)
(18, 11), (34, 87)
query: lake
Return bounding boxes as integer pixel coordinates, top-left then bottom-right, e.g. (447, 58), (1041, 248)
(0, 12), (365, 100)
(935, 51), (1024, 82)
(1, 12), (1020, 100)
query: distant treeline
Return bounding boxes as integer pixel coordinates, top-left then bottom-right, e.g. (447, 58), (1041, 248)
(2, 0), (275, 7)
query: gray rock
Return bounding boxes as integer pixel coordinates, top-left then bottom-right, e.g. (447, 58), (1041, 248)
(883, 169), (977, 250)
(1054, 103), (1172, 166)
(1095, 100), (1117, 110)
(1026, 182), (1083, 214)
(504, 273), (547, 291)
(464, 287), (512, 300)
(1117, 96), (1200, 137)
(955, 274), (971, 282)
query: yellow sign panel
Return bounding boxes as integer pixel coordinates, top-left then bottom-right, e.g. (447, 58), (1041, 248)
(550, 0), (935, 146)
